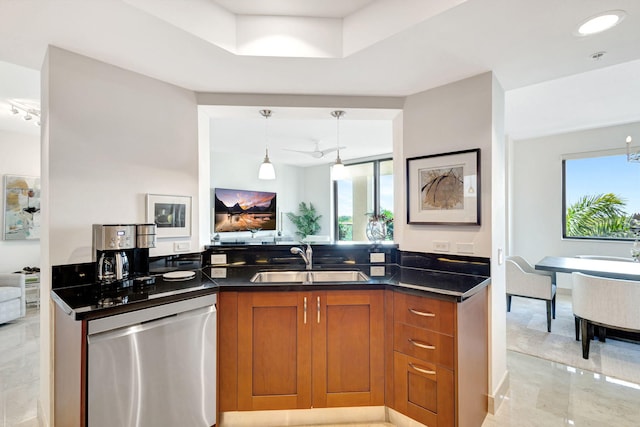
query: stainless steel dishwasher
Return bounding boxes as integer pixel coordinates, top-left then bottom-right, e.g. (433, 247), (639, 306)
(86, 294), (216, 427)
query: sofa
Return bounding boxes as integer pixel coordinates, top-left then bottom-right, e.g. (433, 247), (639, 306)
(0, 273), (26, 324)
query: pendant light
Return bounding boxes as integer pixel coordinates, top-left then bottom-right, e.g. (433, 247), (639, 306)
(331, 110), (346, 181)
(258, 109), (276, 180)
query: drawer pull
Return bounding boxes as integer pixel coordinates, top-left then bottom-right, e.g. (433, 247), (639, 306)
(409, 308), (436, 318)
(408, 338), (436, 350)
(409, 363), (436, 375)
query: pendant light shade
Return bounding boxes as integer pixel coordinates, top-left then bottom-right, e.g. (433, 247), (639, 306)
(331, 110), (346, 181)
(259, 147), (276, 179)
(258, 109), (276, 180)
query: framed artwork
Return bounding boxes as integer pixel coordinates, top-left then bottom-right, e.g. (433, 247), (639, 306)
(146, 194), (192, 238)
(406, 148), (480, 225)
(3, 175), (41, 240)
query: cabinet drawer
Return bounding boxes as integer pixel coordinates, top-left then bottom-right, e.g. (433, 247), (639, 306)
(394, 292), (455, 335)
(393, 352), (454, 427)
(394, 322), (454, 369)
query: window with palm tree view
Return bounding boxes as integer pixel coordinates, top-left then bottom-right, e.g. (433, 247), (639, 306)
(335, 159), (393, 242)
(563, 153), (640, 240)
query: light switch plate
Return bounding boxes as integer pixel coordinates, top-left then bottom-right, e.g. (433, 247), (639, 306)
(370, 252), (386, 263)
(173, 242), (190, 252)
(370, 266), (386, 277)
(211, 254), (227, 265)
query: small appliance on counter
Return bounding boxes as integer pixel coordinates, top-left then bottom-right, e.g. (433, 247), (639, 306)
(93, 223), (157, 284)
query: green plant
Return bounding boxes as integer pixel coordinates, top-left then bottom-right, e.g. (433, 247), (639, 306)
(565, 193), (631, 238)
(287, 202), (322, 239)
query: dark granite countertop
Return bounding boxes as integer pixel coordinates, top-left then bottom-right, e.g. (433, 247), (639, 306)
(51, 270), (218, 320)
(51, 264), (490, 320)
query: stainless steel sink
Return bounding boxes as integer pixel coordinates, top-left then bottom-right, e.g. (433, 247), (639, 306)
(250, 270), (370, 283)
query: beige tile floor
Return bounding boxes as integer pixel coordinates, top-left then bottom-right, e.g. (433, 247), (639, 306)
(0, 307), (39, 427)
(2, 300), (640, 427)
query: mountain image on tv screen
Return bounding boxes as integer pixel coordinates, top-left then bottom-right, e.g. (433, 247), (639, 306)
(213, 188), (277, 232)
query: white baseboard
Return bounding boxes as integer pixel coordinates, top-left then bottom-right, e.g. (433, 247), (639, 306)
(488, 369), (510, 414)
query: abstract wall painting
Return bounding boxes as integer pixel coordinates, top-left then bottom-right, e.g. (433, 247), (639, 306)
(3, 175), (41, 240)
(406, 149), (480, 225)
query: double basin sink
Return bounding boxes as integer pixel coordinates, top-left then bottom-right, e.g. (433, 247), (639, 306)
(250, 270), (370, 284)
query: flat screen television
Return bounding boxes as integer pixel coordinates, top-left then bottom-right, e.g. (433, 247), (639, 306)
(213, 188), (277, 232)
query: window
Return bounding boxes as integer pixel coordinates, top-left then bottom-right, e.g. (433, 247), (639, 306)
(563, 153), (640, 240)
(335, 158), (393, 241)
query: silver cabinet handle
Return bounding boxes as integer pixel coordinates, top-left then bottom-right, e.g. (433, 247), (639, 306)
(409, 363), (436, 375)
(317, 296), (321, 324)
(408, 338), (436, 350)
(409, 308), (436, 318)
(304, 297), (307, 324)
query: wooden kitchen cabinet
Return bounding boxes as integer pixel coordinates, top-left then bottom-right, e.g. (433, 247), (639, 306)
(232, 289), (384, 411)
(391, 287), (488, 427)
(237, 291), (312, 410)
(312, 290), (385, 408)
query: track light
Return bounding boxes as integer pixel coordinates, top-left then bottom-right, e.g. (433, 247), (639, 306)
(9, 101), (41, 127)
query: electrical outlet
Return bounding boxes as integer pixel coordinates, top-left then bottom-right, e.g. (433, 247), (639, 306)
(173, 241), (191, 252)
(433, 241), (450, 252)
(370, 252), (386, 263)
(211, 254), (227, 265)
(370, 266), (386, 277)
(457, 243), (474, 254)
(209, 268), (227, 278)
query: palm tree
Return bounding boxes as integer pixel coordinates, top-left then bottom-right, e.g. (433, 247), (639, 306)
(565, 193), (630, 238)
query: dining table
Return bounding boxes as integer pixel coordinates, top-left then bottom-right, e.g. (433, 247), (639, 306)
(535, 256), (640, 281)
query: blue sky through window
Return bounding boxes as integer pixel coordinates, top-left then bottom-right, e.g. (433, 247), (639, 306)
(565, 154), (640, 216)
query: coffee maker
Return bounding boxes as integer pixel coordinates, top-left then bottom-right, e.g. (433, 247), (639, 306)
(93, 223), (157, 283)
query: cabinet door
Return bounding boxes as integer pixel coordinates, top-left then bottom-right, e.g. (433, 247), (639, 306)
(237, 292), (311, 410)
(312, 290), (385, 408)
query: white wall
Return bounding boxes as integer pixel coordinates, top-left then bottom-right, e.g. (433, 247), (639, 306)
(509, 121), (640, 289)
(42, 46), (200, 425)
(0, 129), (41, 272)
(399, 72), (507, 409)
(400, 73), (494, 257)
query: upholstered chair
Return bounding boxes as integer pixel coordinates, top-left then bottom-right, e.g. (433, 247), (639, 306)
(572, 272), (640, 359)
(0, 273), (26, 324)
(506, 255), (557, 332)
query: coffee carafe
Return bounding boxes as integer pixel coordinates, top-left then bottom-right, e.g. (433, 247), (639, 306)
(93, 224), (136, 283)
(97, 252), (116, 282)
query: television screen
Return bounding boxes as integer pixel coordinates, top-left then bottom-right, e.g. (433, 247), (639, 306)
(213, 188), (277, 232)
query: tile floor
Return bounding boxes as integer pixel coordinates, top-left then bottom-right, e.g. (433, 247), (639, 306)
(0, 307), (39, 427)
(2, 301), (640, 426)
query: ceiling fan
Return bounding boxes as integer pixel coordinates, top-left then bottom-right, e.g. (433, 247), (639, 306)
(284, 140), (346, 158)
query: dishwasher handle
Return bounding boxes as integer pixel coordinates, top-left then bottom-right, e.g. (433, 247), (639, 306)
(88, 293), (216, 336)
(88, 304), (215, 344)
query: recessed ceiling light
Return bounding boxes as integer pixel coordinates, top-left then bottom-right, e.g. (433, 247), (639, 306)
(576, 10), (626, 36)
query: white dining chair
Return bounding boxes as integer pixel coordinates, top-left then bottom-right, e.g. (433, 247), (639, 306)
(572, 272), (640, 359)
(506, 255), (557, 332)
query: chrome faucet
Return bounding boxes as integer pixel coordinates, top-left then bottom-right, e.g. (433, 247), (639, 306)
(291, 243), (313, 270)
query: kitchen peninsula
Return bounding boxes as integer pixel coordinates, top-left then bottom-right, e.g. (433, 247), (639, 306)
(52, 244), (490, 427)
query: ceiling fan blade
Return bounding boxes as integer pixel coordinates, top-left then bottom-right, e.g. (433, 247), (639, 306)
(282, 148), (314, 154)
(320, 146), (346, 155)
